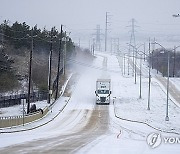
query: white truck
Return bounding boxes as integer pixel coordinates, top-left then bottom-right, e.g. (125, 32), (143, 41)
(95, 79), (111, 104)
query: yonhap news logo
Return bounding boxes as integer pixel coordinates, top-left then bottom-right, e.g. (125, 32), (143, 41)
(147, 132), (180, 149)
(147, 132), (162, 148)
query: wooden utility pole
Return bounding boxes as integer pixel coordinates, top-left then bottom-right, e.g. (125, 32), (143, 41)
(48, 33), (53, 104)
(27, 29), (33, 114)
(55, 25), (63, 100)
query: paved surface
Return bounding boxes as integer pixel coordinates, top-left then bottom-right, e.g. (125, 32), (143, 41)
(156, 76), (180, 105)
(128, 57), (180, 105)
(2, 54), (179, 154)
(0, 54), (110, 154)
(0, 106), (109, 154)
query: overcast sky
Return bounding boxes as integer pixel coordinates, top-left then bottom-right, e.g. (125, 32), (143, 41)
(0, 0), (180, 48)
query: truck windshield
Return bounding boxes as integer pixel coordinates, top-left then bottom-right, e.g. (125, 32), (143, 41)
(97, 90), (109, 94)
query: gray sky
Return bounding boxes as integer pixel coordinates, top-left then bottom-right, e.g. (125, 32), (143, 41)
(0, 0), (180, 48)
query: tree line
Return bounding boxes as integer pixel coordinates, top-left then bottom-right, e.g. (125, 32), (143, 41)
(148, 48), (180, 77)
(0, 20), (74, 54)
(0, 20), (75, 93)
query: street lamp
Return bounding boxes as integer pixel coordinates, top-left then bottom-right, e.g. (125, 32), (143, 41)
(147, 40), (151, 110)
(123, 53), (129, 75)
(123, 54), (126, 75)
(119, 46), (129, 75)
(173, 46), (176, 77)
(134, 50), (144, 99)
(127, 43), (145, 84)
(124, 49), (145, 99)
(152, 42), (169, 121)
(135, 50), (147, 99)
(139, 53), (143, 99)
(172, 14), (180, 17)
(166, 50), (170, 121)
(152, 42), (180, 121)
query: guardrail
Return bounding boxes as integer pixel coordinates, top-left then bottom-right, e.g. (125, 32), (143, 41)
(0, 107), (49, 128)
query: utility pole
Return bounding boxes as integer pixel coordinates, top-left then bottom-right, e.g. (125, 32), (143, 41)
(48, 33), (53, 104)
(27, 29), (33, 114)
(105, 12), (111, 52)
(151, 38), (156, 69)
(55, 25), (63, 100)
(63, 31), (67, 75)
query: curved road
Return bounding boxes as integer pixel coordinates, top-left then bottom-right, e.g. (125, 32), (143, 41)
(1, 53), (178, 154)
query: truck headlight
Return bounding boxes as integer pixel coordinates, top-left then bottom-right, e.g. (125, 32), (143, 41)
(97, 96), (100, 100)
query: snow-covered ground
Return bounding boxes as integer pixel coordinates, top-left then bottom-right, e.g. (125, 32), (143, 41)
(78, 52), (180, 154)
(0, 51), (180, 154)
(0, 100), (48, 117)
(170, 78), (180, 91)
(111, 55), (180, 133)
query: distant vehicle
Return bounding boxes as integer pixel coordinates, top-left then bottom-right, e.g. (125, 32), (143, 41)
(172, 14), (180, 17)
(95, 79), (111, 104)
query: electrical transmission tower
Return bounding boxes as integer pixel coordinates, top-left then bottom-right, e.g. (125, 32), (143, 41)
(127, 18), (137, 76)
(105, 12), (111, 52)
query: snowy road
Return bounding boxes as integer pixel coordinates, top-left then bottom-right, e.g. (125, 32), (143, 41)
(0, 52), (180, 154)
(156, 76), (180, 107)
(0, 106), (109, 154)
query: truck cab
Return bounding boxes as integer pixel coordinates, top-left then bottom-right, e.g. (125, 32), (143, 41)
(95, 79), (111, 104)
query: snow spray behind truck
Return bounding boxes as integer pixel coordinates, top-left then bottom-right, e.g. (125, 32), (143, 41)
(95, 79), (111, 104)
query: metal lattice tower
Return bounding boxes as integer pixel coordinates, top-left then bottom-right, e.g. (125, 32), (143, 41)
(128, 18), (137, 76)
(129, 18), (136, 53)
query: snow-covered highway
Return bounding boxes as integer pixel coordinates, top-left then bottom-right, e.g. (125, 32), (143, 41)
(0, 52), (180, 154)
